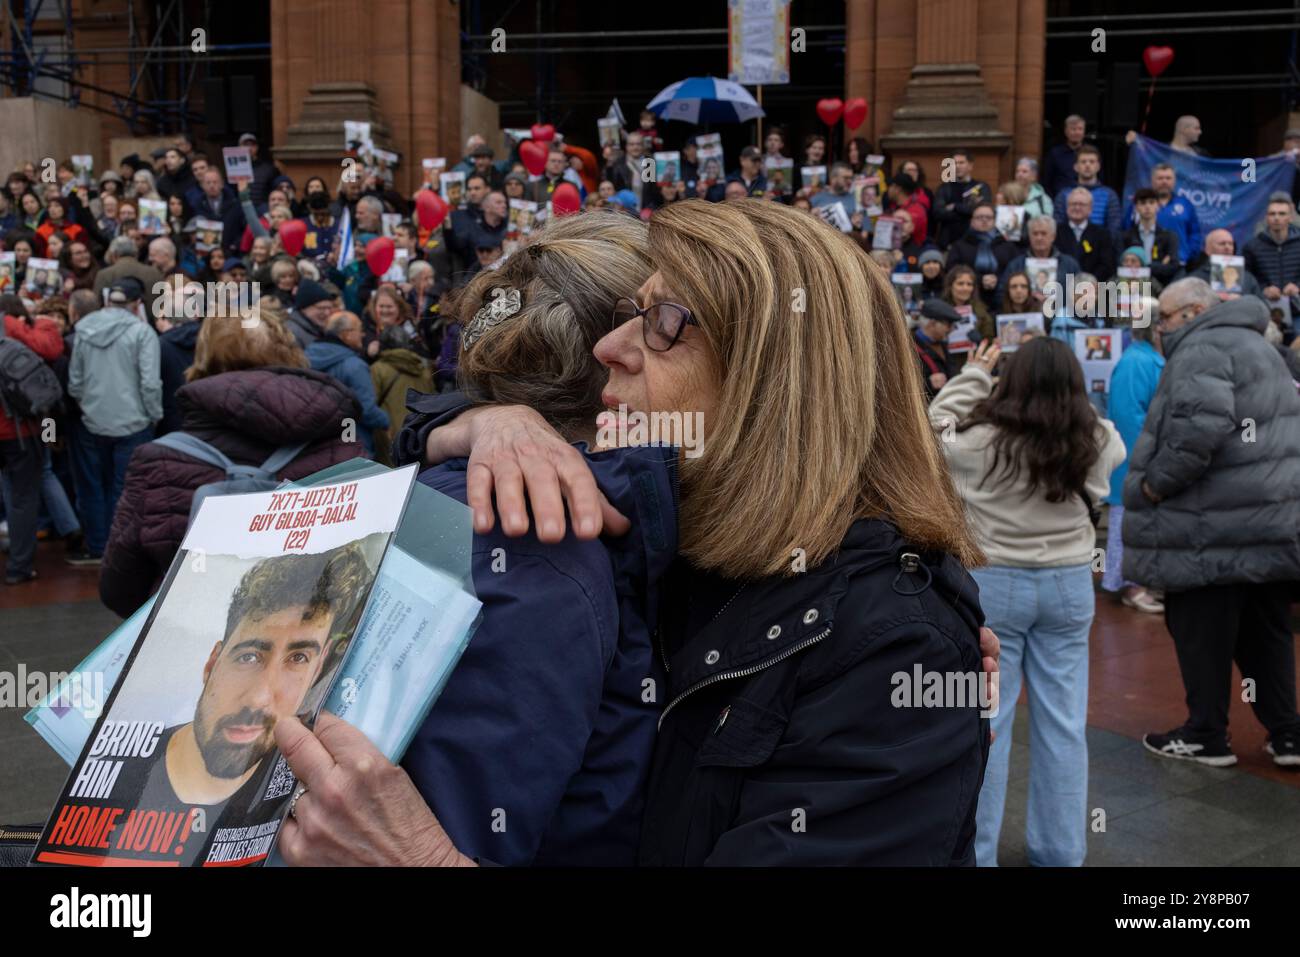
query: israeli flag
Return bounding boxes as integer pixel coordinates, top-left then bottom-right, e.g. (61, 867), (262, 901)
(337, 206), (355, 268)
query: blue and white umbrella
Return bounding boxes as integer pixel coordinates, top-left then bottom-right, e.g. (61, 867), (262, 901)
(646, 76), (766, 125)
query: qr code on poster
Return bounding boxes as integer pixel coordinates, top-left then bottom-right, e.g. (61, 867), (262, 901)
(263, 754), (297, 802)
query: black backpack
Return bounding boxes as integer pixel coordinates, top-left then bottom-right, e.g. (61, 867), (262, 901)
(0, 324), (63, 425)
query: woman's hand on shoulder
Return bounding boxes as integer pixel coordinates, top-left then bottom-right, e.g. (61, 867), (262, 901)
(433, 404), (631, 542)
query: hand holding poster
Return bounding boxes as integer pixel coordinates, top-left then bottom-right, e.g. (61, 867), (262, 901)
(31, 466), (417, 867)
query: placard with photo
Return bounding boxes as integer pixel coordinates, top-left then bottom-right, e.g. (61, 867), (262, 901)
(891, 272), (922, 316)
(137, 198), (168, 236)
(421, 157), (446, 187)
(654, 151), (681, 185)
(800, 165), (827, 193)
(996, 204), (1025, 242)
(1210, 254), (1245, 294)
(765, 156), (794, 196)
(440, 171), (466, 209)
(1025, 258), (1058, 298)
(996, 312), (1046, 352)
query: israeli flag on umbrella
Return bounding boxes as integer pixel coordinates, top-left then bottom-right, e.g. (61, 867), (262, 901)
(646, 76), (766, 125)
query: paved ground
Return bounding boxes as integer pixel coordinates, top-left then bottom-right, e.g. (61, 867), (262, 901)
(2, 537), (1299, 864)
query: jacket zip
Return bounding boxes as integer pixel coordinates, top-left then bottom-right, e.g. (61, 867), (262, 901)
(0, 826), (41, 842)
(657, 625), (831, 730)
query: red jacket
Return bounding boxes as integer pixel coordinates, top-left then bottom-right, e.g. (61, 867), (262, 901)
(0, 314), (63, 441)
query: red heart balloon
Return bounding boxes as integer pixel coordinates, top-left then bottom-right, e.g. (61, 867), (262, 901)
(843, 97), (868, 130)
(550, 182), (581, 217)
(416, 189), (449, 231)
(816, 98), (844, 126)
(278, 218), (307, 257)
(530, 123), (556, 143)
(365, 235), (395, 277)
(520, 139), (548, 176)
(1143, 45), (1174, 78)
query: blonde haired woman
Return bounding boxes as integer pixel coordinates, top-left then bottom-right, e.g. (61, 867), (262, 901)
(279, 200), (999, 867)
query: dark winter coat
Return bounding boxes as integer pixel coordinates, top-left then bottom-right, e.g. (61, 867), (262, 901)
(638, 519), (988, 865)
(156, 319), (201, 436)
(1243, 225), (1300, 292)
(1122, 297), (1300, 591)
(99, 367), (363, 616)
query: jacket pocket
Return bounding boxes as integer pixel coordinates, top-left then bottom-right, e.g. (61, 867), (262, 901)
(693, 696), (788, 769)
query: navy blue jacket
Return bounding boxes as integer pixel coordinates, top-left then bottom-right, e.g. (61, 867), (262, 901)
(156, 319), (200, 436)
(305, 338), (389, 455)
(639, 518), (988, 865)
(189, 185), (247, 257)
(403, 445), (679, 865)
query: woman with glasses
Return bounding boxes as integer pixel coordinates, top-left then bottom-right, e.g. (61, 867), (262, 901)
(278, 200), (998, 867)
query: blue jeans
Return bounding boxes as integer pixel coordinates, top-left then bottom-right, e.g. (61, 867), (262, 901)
(1, 445), (80, 538)
(973, 563), (1094, 867)
(70, 422), (154, 556)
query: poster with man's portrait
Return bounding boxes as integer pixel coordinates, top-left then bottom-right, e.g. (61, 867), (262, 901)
(32, 467), (416, 867)
(1210, 254), (1245, 294)
(996, 312), (1046, 351)
(24, 257), (62, 299)
(1075, 328), (1124, 394)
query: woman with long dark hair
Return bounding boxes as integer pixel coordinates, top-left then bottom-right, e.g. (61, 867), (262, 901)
(931, 336), (1124, 867)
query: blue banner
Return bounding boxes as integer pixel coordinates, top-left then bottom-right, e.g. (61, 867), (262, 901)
(1122, 134), (1296, 250)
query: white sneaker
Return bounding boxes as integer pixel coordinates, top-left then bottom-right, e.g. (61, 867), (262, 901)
(1121, 587), (1165, 614)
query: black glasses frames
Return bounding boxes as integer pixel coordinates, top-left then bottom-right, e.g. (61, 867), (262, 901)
(612, 297), (698, 352)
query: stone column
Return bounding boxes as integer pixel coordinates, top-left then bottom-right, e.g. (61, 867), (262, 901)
(879, 0), (1013, 186)
(270, 0), (460, 195)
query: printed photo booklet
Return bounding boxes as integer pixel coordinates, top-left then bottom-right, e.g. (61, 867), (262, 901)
(25, 460), (482, 867)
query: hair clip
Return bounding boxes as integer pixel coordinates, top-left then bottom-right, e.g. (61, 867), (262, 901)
(462, 286), (522, 350)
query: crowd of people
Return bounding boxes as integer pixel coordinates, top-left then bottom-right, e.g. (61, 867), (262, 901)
(1, 103), (1298, 867)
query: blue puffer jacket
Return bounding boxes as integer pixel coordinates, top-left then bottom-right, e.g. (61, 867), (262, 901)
(403, 445), (679, 865)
